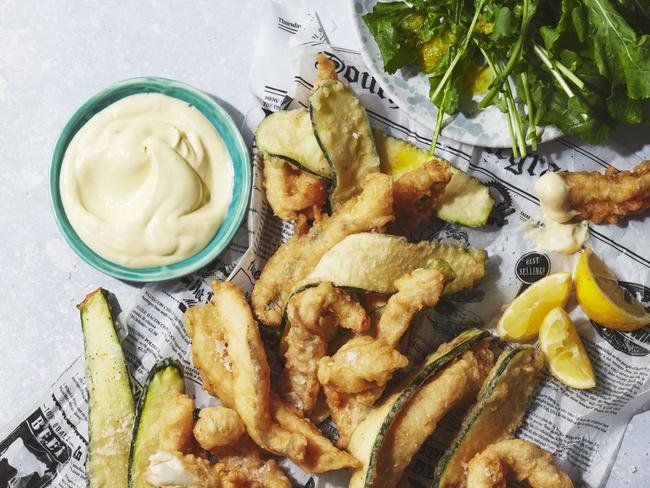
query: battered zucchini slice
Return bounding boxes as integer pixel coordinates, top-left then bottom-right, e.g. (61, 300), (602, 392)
(80, 288), (134, 488)
(301, 233), (486, 296)
(128, 359), (185, 488)
(374, 131), (494, 227)
(310, 80), (381, 209)
(255, 109), (331, 178)
(432, 345), (544, 488)
(348, 329), (490, 488)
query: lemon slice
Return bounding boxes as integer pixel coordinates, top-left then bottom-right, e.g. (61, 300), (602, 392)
(575, 248), (650, 331)
(496, 272), (572, 342)
(539, 307), (596, 389)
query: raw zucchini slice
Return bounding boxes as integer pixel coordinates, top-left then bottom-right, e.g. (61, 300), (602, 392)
(432, 345), (544, 488)
(374, 131), (494, 227)
(310, 80), (381, 209)
(348, 329), (490, 488)
(255, 109), (331, 178)
(128, 359), (185, 488)
(79, 288), (134, 488)
(302, 233), (486, 296)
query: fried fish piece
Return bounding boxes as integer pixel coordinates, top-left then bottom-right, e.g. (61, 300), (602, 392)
(158, 394), (197, 454)
(147, 395), (291, 488)
(146, 450), (229, 488)
(375, 267), (446, 346)
(563, 160), (650, 224)
(316, 52), (338, 85)
(376, 344), (494, 487)
(184, 282), (360, 473)
(280, 282), (369, 414)
(319, 268), (447, 446)
(466, 439), (573, 488)
(392, 158), (452, 234)
(212, 435), (291, 488)
(252, 173), (394, 327)
(262, 154), (328, 222)
(318, 336), (408, 394)
(193, 406), (246, 450)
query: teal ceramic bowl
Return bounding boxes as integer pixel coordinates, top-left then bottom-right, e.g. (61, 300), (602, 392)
(50, 77), (251, 282)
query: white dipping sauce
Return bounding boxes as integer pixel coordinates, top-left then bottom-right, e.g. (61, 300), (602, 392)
(60, 93), (233, 268)
(523, 171), (589, 254)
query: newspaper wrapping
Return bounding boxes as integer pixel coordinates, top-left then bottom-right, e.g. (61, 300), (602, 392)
(1, 2), (649, 487)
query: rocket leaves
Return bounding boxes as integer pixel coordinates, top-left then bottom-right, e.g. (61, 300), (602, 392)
(362, 0), (650, 155)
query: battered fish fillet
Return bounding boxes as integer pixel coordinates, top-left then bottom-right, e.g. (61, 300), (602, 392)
(262, 154), (328, 221)
(212, 435), (291, 488)
(563, 160), (650, 224)
(193, 406), (245, 450)
(375, 267), (446, 346)
(319, 268), (447, 446)
(252, 173), (394, 327)
(316, 52), (338, 85)
(146, 451), (229, 488)
(466, 439), (574, 488)
(376, 344), (494, 488)
(146, 394), (227, 488)
(318, 336), (408, 394)
(158, 394), (199, 453)
(183, 282), (360, 473)
(392, 158), (452, 234)
(280, 282), (370, 414)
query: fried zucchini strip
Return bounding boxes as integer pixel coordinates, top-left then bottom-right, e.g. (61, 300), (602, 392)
(252, 173), (394, 327)
(280, 282), (370, 413)
(466, 439), (574, 488)
(210, 281), (307, 461)
(262, 154), (328, 221)
(376, 345), (494, 487)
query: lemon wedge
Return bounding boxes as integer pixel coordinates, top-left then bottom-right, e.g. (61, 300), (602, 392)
(539, 307), (596, 389)
(496, 272), (573, 342)
(575, 248), (650, 331)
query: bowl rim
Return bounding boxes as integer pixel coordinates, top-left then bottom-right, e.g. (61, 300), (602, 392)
(49, 76), (252, 282)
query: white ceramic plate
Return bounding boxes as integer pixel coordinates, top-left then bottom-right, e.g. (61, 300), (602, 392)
(349, 0), (562, 148)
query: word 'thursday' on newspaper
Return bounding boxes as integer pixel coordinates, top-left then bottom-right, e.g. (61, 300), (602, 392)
(1, 2), (649, 487)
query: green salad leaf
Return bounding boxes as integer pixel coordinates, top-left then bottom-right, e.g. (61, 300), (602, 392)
(362, 0), (650, 155)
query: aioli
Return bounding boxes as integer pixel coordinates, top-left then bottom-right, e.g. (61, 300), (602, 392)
(522, 172), (589, 254)
(60, 93), (233, 268)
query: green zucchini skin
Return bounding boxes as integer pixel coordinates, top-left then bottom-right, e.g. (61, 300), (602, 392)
(128, 358), (185, 488)
(432, 345), (543, 488)
(348, 329), (491, 488)
(310, 80), (381, 210)
(302, 233), (486, 297)
(375, 131), (494, 227)
(79, 288), (135, 488)
(255, 109), (331, 178)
